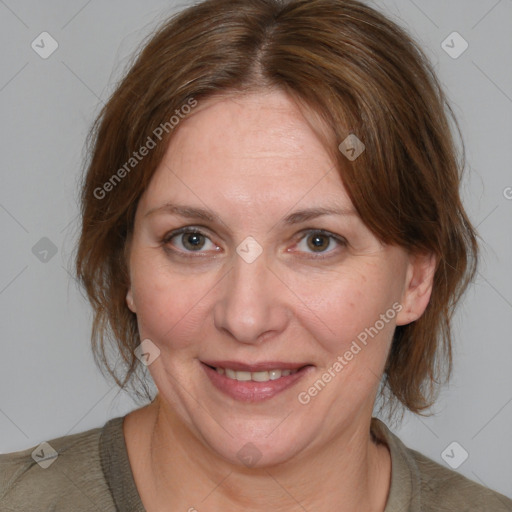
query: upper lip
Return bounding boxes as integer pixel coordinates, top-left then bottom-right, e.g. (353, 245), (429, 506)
(201, 361), (312, 372)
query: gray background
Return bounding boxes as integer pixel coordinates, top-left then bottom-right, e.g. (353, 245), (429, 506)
(1, 0), (511, 499)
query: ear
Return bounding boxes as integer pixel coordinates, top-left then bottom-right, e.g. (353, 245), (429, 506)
(395, 251), (437, 326)
(126, 288), (137, 313)
(124, 233), (136, 313)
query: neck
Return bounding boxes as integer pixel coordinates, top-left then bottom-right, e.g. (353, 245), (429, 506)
(127, 396), (391, 512)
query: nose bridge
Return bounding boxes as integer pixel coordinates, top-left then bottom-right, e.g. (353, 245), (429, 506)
(213, 248), (288, 343)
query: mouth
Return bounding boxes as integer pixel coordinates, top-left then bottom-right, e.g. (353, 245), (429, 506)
(204, 364), (307, 382)
(200, 360), (314, 402)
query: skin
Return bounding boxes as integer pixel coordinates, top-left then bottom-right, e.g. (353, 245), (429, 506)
(123, 89), (437, 511)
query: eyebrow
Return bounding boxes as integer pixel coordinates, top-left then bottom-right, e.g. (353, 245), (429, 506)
(144, 203), (358, 224)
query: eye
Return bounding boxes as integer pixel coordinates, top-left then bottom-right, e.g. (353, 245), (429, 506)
(163, 227), (220, 254)
(162, 227), (345, 258)
(293, 229), (346, 255)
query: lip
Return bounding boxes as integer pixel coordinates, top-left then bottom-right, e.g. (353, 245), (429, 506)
(201, 361), (314, 402)
(201, 360), (309, 372)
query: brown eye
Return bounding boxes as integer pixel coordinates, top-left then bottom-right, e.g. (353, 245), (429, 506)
(181, 232), (206, 251)
(164, 228), (219, 254)
(294, 230), (346, 256)
(307, 233), (330, 252)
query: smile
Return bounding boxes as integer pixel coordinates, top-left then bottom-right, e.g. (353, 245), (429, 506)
(214, 367), (299, 382)
(201, 361), (313, 402)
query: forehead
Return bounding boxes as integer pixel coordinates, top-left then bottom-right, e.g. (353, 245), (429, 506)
(140, 90), (353, 214)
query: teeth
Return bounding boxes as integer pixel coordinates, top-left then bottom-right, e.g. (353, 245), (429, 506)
(216, 367), (298, 382)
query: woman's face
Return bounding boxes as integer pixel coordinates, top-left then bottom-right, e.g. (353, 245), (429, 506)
(126, 89), (434, 466)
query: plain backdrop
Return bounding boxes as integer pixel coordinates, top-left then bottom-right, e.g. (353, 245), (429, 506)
(1, 0), (511, 499)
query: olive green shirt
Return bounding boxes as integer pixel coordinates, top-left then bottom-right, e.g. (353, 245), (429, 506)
(1, 416), (511, 511)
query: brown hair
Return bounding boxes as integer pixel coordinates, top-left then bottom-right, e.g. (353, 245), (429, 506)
(76, 0), (478, 413)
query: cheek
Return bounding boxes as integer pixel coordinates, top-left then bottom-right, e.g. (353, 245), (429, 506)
(131, 255), (217, 349)
(291, 266), (400, 410)
(289, 263), (400, 357)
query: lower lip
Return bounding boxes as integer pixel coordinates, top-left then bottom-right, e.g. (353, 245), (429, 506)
(201, 363), (313, 402)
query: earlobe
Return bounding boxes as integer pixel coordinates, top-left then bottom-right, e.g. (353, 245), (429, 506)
(126, 288), (136, 313)
(395, 251), (437, 326)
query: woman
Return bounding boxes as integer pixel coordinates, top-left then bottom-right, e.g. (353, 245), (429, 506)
(1, 0), (511, 510)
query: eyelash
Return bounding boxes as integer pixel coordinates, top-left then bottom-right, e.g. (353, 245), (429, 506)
(161, 226), (347, 259)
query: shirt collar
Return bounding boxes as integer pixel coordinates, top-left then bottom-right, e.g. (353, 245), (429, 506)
(99, 416), (145, 512)
(372, 417), (422, 511)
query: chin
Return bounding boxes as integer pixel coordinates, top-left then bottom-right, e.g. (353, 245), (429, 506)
(195, 414), (314, 469)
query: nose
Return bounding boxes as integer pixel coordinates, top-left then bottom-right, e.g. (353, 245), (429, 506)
(213, 249), (290, 344)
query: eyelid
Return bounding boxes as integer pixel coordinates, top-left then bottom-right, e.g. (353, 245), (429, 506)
(162, 225), (212, 243)
(296, 228), (346, 242)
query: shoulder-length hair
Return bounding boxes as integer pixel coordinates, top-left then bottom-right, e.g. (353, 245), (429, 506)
(76, 0), (478, 414)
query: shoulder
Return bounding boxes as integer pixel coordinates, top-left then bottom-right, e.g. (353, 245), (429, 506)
(371, 418), (512, 512)
(0, 418), (123, 512)
(409, 447), (512, 511)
